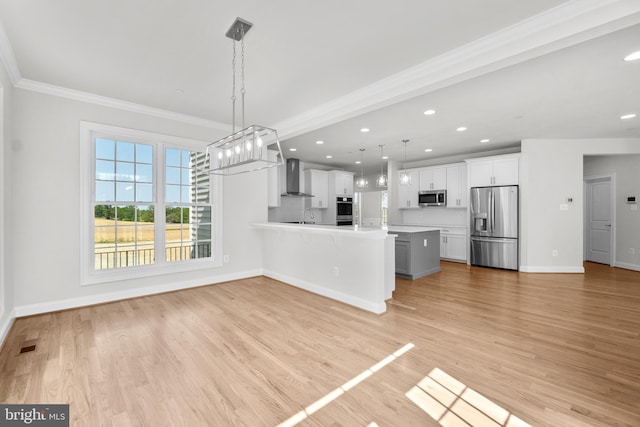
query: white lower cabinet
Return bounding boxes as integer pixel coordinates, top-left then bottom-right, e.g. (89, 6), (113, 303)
(440, 231), (467, 262)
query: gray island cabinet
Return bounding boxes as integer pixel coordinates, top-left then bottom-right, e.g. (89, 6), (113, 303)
(388, 226), (441, 280)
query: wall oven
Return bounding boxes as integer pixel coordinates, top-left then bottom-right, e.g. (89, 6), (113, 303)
(336, 196), (353, 226)
(418, 190), (446, 207)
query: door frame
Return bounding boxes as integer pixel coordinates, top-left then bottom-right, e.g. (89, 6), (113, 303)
(583, 174), (616, 266)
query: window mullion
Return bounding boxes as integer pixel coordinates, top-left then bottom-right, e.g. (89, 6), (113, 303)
(156, 142), (166, 264)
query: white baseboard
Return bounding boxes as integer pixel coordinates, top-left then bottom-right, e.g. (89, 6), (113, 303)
(615, 262), (640, 272)
(14, 269), (263, 317)
(264, 269), (386, 314)
(0, 309), (16, 349)
(519, 265), (585, 273)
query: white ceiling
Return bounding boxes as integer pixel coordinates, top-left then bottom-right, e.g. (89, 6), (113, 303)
(0, 1), (639, 174)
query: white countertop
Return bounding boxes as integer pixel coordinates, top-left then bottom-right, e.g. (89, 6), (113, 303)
(386, 225), (441, 233)
(252, 222), (390, 239)
(402, 224), (468, 234)
(255, 222), (445, 238)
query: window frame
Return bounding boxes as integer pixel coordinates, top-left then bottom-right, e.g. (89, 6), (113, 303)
(80, 121), (223, 286)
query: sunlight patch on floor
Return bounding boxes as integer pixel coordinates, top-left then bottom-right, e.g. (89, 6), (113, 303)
(406, 368), (531, 427)
(276, 343), (415, 427)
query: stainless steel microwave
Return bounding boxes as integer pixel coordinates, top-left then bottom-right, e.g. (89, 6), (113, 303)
(419, 190), (446, 206)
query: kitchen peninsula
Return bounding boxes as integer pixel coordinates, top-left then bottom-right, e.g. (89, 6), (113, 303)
(253, 223), (396, 314)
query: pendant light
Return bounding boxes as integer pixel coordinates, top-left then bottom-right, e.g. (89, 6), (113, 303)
(356, 148), (368, 188)
(399, 139), (411, 186)
(207, 17), (283, 176)
(376, 144), (388, 188)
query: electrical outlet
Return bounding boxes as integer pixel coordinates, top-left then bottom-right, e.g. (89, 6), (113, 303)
(424, 239), (428, 247)
(223, 254), (230, 263)
(630, 248), (636, 255)
(552, 249), (558, 257)
(334, 266), (340, 276)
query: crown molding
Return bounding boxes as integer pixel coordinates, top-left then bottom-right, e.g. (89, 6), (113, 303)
(16, 79), (231, 131)
(274, 0), (640, 140)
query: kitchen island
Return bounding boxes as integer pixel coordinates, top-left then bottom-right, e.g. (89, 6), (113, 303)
(387, 226), (441, 280)
(253, 223), (396, 314)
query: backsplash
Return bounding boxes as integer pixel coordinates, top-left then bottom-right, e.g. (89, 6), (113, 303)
(268, 197), (328, 224)
(402, 207), (467, 227)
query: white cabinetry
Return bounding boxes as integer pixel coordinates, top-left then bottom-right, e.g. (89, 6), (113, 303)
(305, 169), (329, 209)
(419, 166), (447, 191)
(446, 164), (467, 208)
(330, 170), (354, 196)
(439, 228), (467, 262)
(467, 154), (519, 187)
(397, 170), (420, 209)
(267, 150), (281, 207)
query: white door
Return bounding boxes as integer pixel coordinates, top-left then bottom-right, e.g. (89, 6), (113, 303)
(586, 179), (612, 265)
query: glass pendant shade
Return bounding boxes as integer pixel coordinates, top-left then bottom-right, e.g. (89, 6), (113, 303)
(399, 139), (411, 186)
(356, 148), (368, 188)
(376, 145), (387, 188)
(399, 171), (411, 186)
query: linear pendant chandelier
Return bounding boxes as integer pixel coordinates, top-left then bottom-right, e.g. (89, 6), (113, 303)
(208, 17), (284, 176)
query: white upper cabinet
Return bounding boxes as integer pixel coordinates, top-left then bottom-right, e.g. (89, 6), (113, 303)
(446, 164), (467, 208)
(397, 170), (420, 209)
(330, 170), (354, 196)
(267, 150), (281, 207)
(467, 154), (519, 187)
(305, 169), (329, 209)
(419, 166), (447, 191)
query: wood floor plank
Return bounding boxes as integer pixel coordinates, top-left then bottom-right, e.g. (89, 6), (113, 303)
(1, 262), (639, 426)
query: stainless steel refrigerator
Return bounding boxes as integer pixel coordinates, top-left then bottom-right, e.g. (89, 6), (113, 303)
(470, 185), (519, 270)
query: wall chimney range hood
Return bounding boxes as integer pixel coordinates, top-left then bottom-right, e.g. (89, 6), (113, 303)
(281, 158), (314, 197)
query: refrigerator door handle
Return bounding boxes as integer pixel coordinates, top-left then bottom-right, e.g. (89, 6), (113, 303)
(471, 236), (516, 243)
(489, 190), (494, 233)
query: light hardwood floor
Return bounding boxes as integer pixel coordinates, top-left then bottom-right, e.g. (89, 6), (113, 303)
(1, 262), (639, 426)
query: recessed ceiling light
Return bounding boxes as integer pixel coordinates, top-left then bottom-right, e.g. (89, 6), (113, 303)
(360, 128), (370, 133)
(355, 160), (361, 164)
(424, 148), (433, 153)
(289, 148), (297, 152)
(620, 113), (637, 120)
(326, 155), (333, 159)
(624, 51), (640, 62)
(480, 139), (490, 143)
(423, 109), (436, 115)
(382, 156), (389, 160)
(456, 127), (467, 132)
(316, 140), (324, 145)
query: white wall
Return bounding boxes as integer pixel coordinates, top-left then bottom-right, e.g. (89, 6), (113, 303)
(584, 155), (640, 270)
(9, 88), (267, 313)
(520, 138), (640, 272)
(0, 60), (14, 345)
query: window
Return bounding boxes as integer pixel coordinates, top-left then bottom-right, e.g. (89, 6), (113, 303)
(81, 122), (222, 285)
(164, 148), (212, 263)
